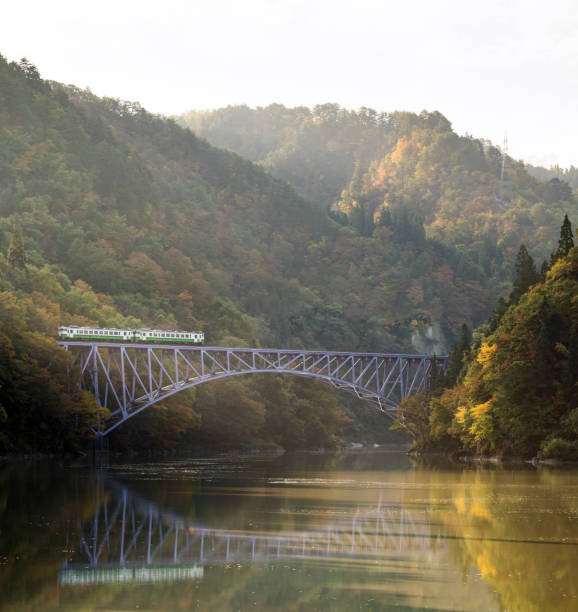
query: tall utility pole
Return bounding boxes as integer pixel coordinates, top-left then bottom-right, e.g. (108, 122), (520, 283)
(499, 133), (513, 203)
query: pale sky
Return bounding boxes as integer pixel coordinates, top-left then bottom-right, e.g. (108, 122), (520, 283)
(2, 0), (577, 168)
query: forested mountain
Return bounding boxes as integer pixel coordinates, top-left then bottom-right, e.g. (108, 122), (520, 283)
(179, 104), (578, 266)
(0, 56), (343, 452)
(179, 104), (398, 209)
(1, 57), (574, 453)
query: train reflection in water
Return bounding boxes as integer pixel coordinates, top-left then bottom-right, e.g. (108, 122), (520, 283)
(60, 478), (447, 586)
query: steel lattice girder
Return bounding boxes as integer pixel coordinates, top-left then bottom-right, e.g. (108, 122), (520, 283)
(59, 342), (448, 435)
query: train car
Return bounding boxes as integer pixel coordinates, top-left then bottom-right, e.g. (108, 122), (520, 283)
(58, 326), (204, 344)
(58, 326), (134, 341)
(135, 329), (204, 344)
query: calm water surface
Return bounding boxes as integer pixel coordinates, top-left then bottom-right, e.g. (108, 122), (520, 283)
(1, 450), (577, 611)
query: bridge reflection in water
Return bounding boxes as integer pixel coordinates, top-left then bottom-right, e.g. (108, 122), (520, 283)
(60, 479), (446, 586)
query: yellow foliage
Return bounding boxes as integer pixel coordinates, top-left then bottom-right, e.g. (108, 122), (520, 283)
(455, 405), (468, 424)
(554, 342), (569, 357)
(470, 399), (493, 422)
(476, 341), (496, 366)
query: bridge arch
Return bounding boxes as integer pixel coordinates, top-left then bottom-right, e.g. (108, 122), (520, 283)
(60, 343), (447, 436)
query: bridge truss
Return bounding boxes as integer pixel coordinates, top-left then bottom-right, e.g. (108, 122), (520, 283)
(59, 342), (447, 435)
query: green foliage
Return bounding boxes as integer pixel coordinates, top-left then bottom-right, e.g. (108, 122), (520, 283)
(445, 324), (471, 386)
(509, 244), (540, 306)
(0, 283), (109, 453)
(7, 229), (27, 269)
(550, 214), (575, 265)
(392, 392), (433, 450)
(2, 56), (577, 453)
(432, 244), (578, 457)
(539, 437), (578, 461)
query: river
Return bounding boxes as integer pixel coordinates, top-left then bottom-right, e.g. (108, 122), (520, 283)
(0, 449), (577, 611)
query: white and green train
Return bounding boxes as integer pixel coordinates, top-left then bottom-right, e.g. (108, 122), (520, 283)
(58, 326), (204, 344)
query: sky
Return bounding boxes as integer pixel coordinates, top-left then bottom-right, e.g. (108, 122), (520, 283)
(2, 0), (577, 168)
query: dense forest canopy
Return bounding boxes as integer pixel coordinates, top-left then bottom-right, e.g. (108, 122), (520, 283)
(394, 221), (578, 460)
(1, 56), (576, 454)
(179, 103), (578, 263)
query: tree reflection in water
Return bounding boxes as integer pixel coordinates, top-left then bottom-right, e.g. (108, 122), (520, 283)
(1, 453), (577, 611)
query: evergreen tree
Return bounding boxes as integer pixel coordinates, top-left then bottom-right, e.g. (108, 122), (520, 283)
(509, 244), (539, 306)
(550, 214), (574, 265)
(564, 325), (578, 409)
(540, 259), (550, 281)
(7, 229), (27, 269)
(487, 297), (508, 333)
(445, 324), (471, 386)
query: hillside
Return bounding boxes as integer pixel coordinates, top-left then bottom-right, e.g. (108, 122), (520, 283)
(179, 104), (578, 267)
(179, 104), (400, 209)
(395, 227), (578, 460)
(1, 57), (573, 453)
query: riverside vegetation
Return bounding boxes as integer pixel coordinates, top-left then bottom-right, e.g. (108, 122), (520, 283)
(394, 220), (578, 460)
(1, 57), (576, 456)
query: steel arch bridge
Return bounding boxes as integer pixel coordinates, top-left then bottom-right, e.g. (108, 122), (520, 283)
(59, 342), (447, 436)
